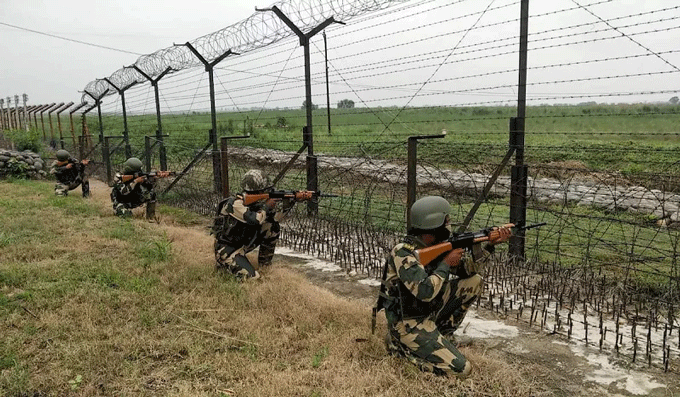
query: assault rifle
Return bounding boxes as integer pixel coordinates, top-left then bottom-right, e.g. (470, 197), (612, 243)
(56, 159), (89, 169)
(121, 171), (176, 183)
(243, 190), (338, 206)
(370, 221), (546, 334)
(415, 222), (547, 267)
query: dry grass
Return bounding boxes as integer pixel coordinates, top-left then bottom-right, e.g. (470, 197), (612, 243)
(0, 179), (548, 397)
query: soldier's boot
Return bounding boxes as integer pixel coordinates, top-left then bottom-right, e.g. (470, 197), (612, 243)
(232, 255), (260, 281)
(146, 201), (156, 221)
(257, 241), (277, 268)
(81, 180), (90, 198)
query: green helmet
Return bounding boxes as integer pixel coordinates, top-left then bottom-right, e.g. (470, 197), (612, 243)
(56, 150), (70, 161)
(241, 169), (271, 192)
(123, 157), (143, 174)
(410, 196), (451, 230)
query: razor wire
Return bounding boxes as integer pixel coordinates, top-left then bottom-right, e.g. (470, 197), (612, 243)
(81, 0), (407, 103)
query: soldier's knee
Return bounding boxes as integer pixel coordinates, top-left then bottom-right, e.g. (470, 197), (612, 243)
(455, 361), (472, 378)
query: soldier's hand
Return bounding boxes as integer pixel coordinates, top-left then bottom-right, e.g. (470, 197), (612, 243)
(488, 226), (512, 245)
(134, 176), (146, 184)
(158, 171), (170, 178)
(65, 163), (73, 169)
(442, 248), (465, 267)
(81, 159), (90, 165)
(265, 198), (278, 209)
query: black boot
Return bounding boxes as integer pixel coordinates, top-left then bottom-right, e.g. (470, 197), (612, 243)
(82, 180), (90, 198)
(146, 201), (156, 220)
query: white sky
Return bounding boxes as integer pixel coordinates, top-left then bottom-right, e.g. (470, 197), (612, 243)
(0, 0), (263, 105)
(2, 0), (679, 108)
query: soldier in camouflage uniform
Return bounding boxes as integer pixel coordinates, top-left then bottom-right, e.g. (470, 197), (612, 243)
(110, 157), (168, 219)
(49, 149), (90, 197)
(381, 196), (511, 377)
(212, 169), (295, 280)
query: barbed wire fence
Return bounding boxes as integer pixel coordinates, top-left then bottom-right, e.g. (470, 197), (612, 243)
(2, 0), (680, 372)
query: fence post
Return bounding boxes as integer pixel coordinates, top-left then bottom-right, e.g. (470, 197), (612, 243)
(56, 102), (74, 149)
(144, 136), (152, 172)
(132, 65), (173, 171)
(180, 43), (237, 194)
(104, 136), (112, 185)
(257, 5), (344, 215)
(104, 77), (137, 159)
(509, 0), (530, 262)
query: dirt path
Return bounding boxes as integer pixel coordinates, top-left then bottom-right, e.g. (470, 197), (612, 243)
(88, 179), (679, 396)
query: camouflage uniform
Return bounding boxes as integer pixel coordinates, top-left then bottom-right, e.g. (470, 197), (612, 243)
(110, 172), (157, 218)
(383, 235), (493, 377)
(212, 169), (294, 280)
(49, 156), (89, 197)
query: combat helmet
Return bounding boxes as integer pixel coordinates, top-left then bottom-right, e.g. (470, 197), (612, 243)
(123, 157), (143, 174)
(409, 195), (451, 230)
(241, 169), (271, 192)
(56, 149), (70, 161)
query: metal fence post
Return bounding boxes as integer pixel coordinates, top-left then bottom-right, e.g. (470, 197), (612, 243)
(509, 0), (530, 262)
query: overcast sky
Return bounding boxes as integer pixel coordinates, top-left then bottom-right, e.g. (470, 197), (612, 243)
(2, 0), (679, 109)
(1, 0), (265, 105)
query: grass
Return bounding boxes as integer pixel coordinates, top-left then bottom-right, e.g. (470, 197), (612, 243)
(0, 178), (549, 396)
(78, 103), (680, 173)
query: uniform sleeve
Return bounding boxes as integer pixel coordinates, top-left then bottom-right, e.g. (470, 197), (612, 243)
(113, 173), (137, 196)
(224, 197), (267, 225)
(391, 243), (450, 302)
(49, 161), (66, 175)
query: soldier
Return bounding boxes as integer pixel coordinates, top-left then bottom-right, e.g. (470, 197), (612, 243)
(110, 157), (170, 219)
(212, 169), (295, 280)
(49, 149), (90, 197)
(381, 196), (511, 377)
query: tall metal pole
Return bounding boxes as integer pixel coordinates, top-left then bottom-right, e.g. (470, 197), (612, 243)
(256, 5), (343, 214)
(56, 102), (74, 149)
(0, 99), (5, 130)
(40, 103), (57, 140)
(69, 102), (88, 150)
(180, 43), (236, 193)
(13, 95), (20, 130)
(22, 94), (28, 131)
(104, 77), (137, 158)
(323, 31), (331, 135)
(6, 97), (13, 130)
(133, 65), (172, 171)
(48, 102), (65, 147)
(509, 0), (530, 261)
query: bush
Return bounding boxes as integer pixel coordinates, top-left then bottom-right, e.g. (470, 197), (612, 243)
(7, 130), (42, 153)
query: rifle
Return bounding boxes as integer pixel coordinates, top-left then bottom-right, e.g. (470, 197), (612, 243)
(56, 159), (89, 168)
(415, 222), (547, 267)
(121, 171), (176, 183)
(242, 190), (338, 206)
(371, 221), (546, 334)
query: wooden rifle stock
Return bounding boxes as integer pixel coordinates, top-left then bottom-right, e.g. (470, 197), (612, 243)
(120, 171), (175, 183)
(415, 223), (516, 267)
(242, 190), (336, 206)
(416, 235), (491, 267)
(414, 222), (546, 267)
